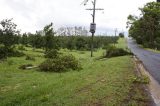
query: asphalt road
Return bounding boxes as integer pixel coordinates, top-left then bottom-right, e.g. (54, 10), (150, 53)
(128, 39), (160, 84)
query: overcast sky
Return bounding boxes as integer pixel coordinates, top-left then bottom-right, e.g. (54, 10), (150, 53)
(0, 0), (155, 35)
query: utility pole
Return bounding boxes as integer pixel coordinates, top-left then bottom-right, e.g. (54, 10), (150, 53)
(114, 28), (118, 37)
(114, 28), (118, 46)
(85, 0), (104, 57)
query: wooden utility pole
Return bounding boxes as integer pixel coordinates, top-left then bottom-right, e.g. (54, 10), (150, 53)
(114, 28), (118, 36)
(114, 28), (118, 46)
(85, 0), (104, 57)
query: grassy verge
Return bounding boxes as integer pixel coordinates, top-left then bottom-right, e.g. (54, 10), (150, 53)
(138, 44), (160, 53)
(145, 48), (160, 53)
(0, 38), (151, 106)
(116, 38), (128, 49)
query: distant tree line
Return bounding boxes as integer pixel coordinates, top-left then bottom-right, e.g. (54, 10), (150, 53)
(19, 33), (118, 51)
(127, 2), (160, 49)
(0, 18), (119, 59)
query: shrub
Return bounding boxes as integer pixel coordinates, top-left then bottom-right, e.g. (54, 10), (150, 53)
(39, 54), (82, 72)
(61, 55), (81, 70)
(26, 55), (35, 61)
(18, 45), (26, 51)
(44, 49), (60, 59)
(105, 46), (132, 58)
(102, 45), (110, 50)
(0, 46), (7, 59)
(0, 46), (25, 60)
(10, 50), (25, 57)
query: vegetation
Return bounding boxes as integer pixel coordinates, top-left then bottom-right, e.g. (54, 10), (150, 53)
(0, 38), (151, 106)
(119, 32), (125, 38)
(40, 54), (81, 72)
(127, 2), (160, 49)
(44, 49), (60, 59)
(0, 19), (24, 59)
(104, 46), (132, 58)
(0, 14), (152, 105)
(25, 55), (35, 61)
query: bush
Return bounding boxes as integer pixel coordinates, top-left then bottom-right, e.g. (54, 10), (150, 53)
(0, 46), (25, 60)
(18, 45), (26, 51)
(102, 45), (111, 49)
(39, 54), (82, 72)
(26, 55), (35, 61)
(10, 50), (25, 57)
(105, 46), (132, 58)
(44, 49), (60, 59)
(61, 55), (81, 70)
(0, 46), (7, 59)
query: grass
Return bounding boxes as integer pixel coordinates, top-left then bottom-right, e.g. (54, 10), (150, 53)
(145, 48), (160, 53)
(0, 38), (151, 106)
(138, 44), (160, 53)
(116, 38), (128, 49)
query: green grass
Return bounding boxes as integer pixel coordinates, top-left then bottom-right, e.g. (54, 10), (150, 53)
(116, 38), (127, 49)
(145, 48), (160, 53)
(138, 44), (160, 53)
(0, 38), (150, 106)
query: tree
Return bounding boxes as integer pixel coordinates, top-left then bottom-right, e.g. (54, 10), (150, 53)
(20, 33), (28, 46)
(75, 37), (86, 50)
(43, 23), (59, 51)
(0, 19), (19, 48)
(127, 2), (160, 49)
(119, 32), (124, 38)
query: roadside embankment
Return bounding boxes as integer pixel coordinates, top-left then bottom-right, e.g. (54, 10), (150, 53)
(134, 56), (160, 106)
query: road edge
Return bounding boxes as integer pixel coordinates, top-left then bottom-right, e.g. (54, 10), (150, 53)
(133, 56), (160, 106)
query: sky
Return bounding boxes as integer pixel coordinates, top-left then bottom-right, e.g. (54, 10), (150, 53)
(0, 0), (155, 35)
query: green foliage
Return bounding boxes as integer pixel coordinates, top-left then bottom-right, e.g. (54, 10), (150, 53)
(0, 46), (24, 60)
(0, 19), (19, 48)
(20, 33), (28, 46)
(0, 38), (150, 106)
(18, 45), (26, 51)
(25, 55), (35, 61)
(75, 37), (86, 50)
(7, 60), (14, 65)
(10, 50), (25, 57)
(127, 2), (160, 49)
(57, 36), (119, 50)
(32, 32), (45, 49)
(119, 32), (124, 38)
(105, 46), (132, 58)
(60, 55), (82, 70)
(43, 23), (59, 51)
(39, 54), (81, 72)
(102, 45), (111, 49)
(18, 31), (119, 51)
(0, 46), (7, 59)
(132, 75), (150, 84)
(44, 49), (60, 59)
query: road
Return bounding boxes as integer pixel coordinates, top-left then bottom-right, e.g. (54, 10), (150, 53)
(128, 39), (160, 84)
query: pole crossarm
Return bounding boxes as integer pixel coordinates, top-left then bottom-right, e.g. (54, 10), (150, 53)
(86, 8), (104, 10)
